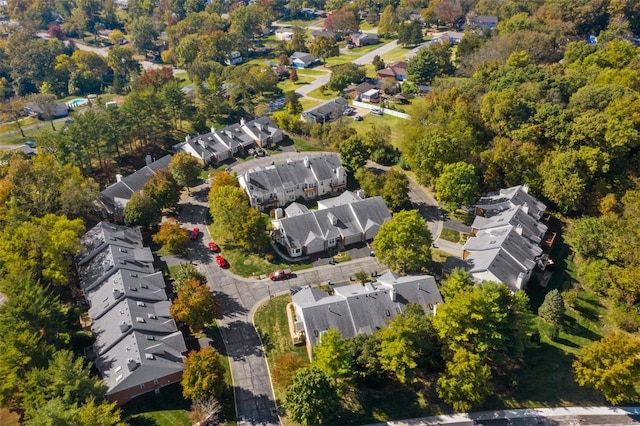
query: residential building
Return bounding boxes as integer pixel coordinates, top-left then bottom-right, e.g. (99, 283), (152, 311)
(361, 88), (381, 103)
(225, 51), (243, 65)
(291, 272), (442, 358)
(238, 154), (347, 212)
(343, 79), (382, 99)
(474, 184), (546, 221)
(469, 15), (498, 29)
(301, 97), (349, 123)
(272, 191), (391, 257)
(24, 101), (69, 119)
(311, 29), (336, 39)
(96, 155), (172, 221)
(172, 117), (283, 166)
(350, 32), (379, 46)
(275, 27), (294, 41)
(77, 222), (186, 406)
(290, 51), (318, 68)
(429, 31), (464, 44)
(376, 61), (408, 81)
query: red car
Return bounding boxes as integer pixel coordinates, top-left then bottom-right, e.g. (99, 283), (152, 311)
(190, 228), (199, 240)
(269, 268), (292, 281)
(215, 255), (228, 268)
(208, 241), (219, 252)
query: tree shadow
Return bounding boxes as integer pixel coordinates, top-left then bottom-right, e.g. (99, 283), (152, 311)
(562, 315), (601, 341)
(212, 290), (248, 317)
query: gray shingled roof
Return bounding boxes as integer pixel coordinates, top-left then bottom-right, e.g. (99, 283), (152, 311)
(465, 247), (529, 290)
(79, 222), (144, 262)
(475, 185), (546, 220)
(292, 273), (442, 348)
(471, 205), (547, 244)
(96, 155), (172, 215)
(78, 245), (155, 290)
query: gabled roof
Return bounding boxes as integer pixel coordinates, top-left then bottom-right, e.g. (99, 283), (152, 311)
(311, 29), (336, 38)
(290, 51), (317, 66)
(465, 247), (529, 291)
(377, 61), (408, 78)
(344, 79), (382, 95)
(471, 205), (547, 244)
(78, 245), (155, 290)
(79, 222), (144, 263)
(464, 227), (541, 271)
(352, 33), (379, 41)
(303, 97), (349, 121)
(96, 155), (172, 215)
(475, 184), (546, 220)
(292, 273), (441, 347)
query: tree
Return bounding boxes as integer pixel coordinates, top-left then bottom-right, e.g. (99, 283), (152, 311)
(372, 55), (385, 71)
(433, 282), (533, 369)
(27, 93), (58, 131)
(407, 47), (438, 84)
(378, 5), (397, 38)
(312, 328), (353, 389)
(284, 367), (339, 426)
(126, 16), (157, 53)
(372, 209), (432, 273)
(190, 396), (222, 426)
(182, 347), (226, 401)
(171, 262), (207, 293)
(327, 63), (366, 91)
(153, 219), (189, 254)
(289, 68), (299, 83)
(397, 21), (423, 47)
(338, 135), (369, 171)
(123, 192), (161, 227)
(307, 35), (339, 64)
(436, 348), (493, 412)
(210, 170), (238, 193)
(108, 29), (125, 46)
(272, 353), (307, 393)
(434, 161), (478, 210)
(439, 268), (474, 301)
(324, 10), (359, 39)
(283, 90), (302, 115)
(538, 289), (565, 329)
(143, 169), (181, 210)
(382, 169), (411, 212)
(574, 332), (640, 404)
(23, 397), (123, 426)
(170, 279), (220, 332)
(169, 152), (201, 190)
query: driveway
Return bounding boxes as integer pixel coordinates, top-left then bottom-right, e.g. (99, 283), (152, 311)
(172, 182), (386, 426)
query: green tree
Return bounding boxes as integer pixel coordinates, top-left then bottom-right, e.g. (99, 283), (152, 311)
(171, 262), (208, 293)
(283, 90), (302, 115)
(181, 346), (226, 401)
(285, 367), (339, 426)
(338, 135), (369, 171)
(169, 152), (201, 190)
(123, 192), (161, 227)
(170, 279), (220, 333)
(312, 328), (353, 389)
(326, 63), (366, 91)
(434, 161), (478, 210)
(354, 167), (384, 197)
(143, 169), (181, 210)
(382, 168), (411, 212)
(407, 46), (438, 84)
(397, 21), (423, 47)
(24, 397), (123, 426)
(378, 5), (397, 38)
(272, 353), (308, 393)
(152, 218), (189, 254)
(538, 289), (565, 329)
(439, 268), (474, 301)
(126, 16), (157, 53)
(307, 35), (339, 64)
(433, 282), (533, 369)
(372, 209), (432, 273)
(436, 348), (493, 412)
(574, 332), (640, 404)
(27, 93), (59, 131)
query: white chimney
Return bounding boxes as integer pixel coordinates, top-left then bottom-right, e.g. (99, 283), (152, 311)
(521, 202), (529, 214)
(185, 135), (190, 142)
(355, 189), (365, 199)
(116, 174), (123, 182)
(211, 125), (216, 133)
(304, 157), (310, 168)
(274, 208), (284, 219)
(389, 288), (396, 302)
(522, 183), (529, 193)
(516, 271), (526, 289)
(515, 223), (523, 235)
(145, 154), (152, 165)
(328, 212), (337, 225)
(240, 117), (245, 126)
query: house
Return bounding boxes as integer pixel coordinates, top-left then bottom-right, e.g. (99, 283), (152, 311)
(469, 15), (498, 29)
(350, 32), (379, 46)
(301, 97), (349, 123)
(443, 184), (551, 291)
(291, 272), (442, 358)
(429, 31), (464, 44)
(311, 29), (336, 39)
(77, 222), (187, 406)
(361, 88), (381, 103)
(225, 51), (243, 65)
(275, 27), (294, 41)
(173, 117), (283, 166)
(24, 102), (69, 119)
(96, 155), (172, 220)
(290, 51), (318, 68)
(272, 191), (391, 257)
(376, 61), (408, 81)
(238, 154), (347, 212)
(343, 79), (382, 99)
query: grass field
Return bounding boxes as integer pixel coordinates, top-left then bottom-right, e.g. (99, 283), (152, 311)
(346, 113), (408, 148)
(438, 228), (461, 243)
(299, 97), (322, 111)
(123, 383), (191, 426)
(306, 86), (341, 100)
(296, 68), (329, 77)
(277, 76), (315, 93)
(222, 245), (313, 278)
(380, 45), (415, 62)
(288, 134), (329, 151)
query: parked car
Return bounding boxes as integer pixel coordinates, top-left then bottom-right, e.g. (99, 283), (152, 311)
(215, 255), (228, 268)
(371, 107), (383, 115)
(346, 43), (355, 49)
(269, 268), (292, 281)
(343, 107), (355, 116)
(24, 141), (36, 148)
(353, 114), (363, 121)
(190, 228), (199, 240)
(208, 241), (220, 252)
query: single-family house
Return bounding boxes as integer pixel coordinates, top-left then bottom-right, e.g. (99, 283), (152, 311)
(24, 102), (69, 119)
(272, 191), (391, 257)
(361, 88), (381, 103)
(96, 155), (172, 220)
(77, 222), (186, 406)
(290, 51), (318, 68)
(238, 154), (347, 212)
(429, 31), (464, 44)
(376, 61), (408, 81)
(469, 15), (498, 29)
(343, 79), (382, 99)
(275, 27), (294, 41)
(173, 117), (283, 166)
(311, 29), (336, 39)
(301, 97), (349, 123)
(350, 32), (379, 46)
(225, 51), (243, 65)
(291, 272), (442, 358)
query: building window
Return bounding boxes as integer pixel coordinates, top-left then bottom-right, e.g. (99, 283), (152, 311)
(153, 379), (159, 385)
(140, 383), (145, 389)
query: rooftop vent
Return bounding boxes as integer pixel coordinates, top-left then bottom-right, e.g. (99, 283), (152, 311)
(136, 301), (146, 307)
(130, 272), (138, 278)
(136, 317), (145, 323)
(147, 313), (157, 319)
(127, 358), (138, 371)
(145, 353), (155, 360)
(140, 283), (148, 289)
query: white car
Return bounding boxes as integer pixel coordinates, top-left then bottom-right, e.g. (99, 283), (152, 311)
(371, 107), (383, 115)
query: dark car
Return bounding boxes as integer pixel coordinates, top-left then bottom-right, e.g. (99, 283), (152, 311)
(190, 228), (199, 240)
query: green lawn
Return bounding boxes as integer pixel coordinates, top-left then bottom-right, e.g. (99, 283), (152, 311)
(123, 383), (191, 426)
(278, 77), (315, 93)
(222, 245), (313, 278)
(438, 228), (461, 243)
(276, 18), (322, 27)
(359, 21), (378, 32)
(287, 134), (329, 152)
(306, 86), (341, 101)
(380, 45), (414, 62)
(346, 113), (408, 148)
(299, 97), (322, 111)
(296, 68), (329, 77)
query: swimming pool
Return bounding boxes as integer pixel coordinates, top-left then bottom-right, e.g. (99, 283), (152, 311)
(68, 98), (88, 108)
